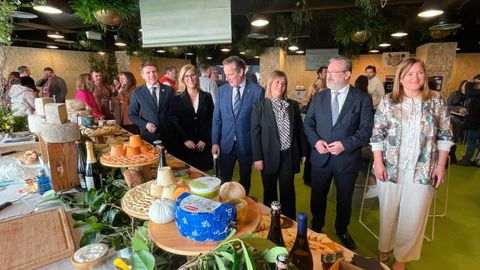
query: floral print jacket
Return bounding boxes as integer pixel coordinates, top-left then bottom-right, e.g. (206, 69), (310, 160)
(370, 92), (453, 185)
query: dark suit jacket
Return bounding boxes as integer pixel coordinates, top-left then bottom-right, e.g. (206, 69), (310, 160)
(304, 86), (373, 172)
(36, 76), (68, 103)
(169, 90), (214, 170)
(251, 98), (307, 174)
(212, 80), (265, 164)
(128, 83), (174, 144)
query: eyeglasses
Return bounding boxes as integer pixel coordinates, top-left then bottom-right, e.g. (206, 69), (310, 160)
(327, 70), (347, 75)
(184, 74), (197, 79)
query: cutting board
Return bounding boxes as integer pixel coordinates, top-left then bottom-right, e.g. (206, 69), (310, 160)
(0, 208), (76, 270)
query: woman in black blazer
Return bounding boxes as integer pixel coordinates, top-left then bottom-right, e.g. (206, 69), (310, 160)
(251, 70), (307, 220)
(169, 64), (214, 171)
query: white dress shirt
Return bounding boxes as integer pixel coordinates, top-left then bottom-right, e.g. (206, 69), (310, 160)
(331, 84), (350, 113)
(231, 79), (246, 108)
(146, 83), (160, 105)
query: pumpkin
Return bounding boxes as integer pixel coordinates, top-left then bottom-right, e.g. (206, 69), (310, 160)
(148, 199), (175, 224)
(219, 182), (246, 202)
(173, 186), (191, 201)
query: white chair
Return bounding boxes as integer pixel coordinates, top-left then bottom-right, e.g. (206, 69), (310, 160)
(358, 153), (379, 239)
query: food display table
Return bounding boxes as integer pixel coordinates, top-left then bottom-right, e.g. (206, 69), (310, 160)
(148, 196), (261, 256)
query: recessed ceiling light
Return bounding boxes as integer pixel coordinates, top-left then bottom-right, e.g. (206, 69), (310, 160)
(139, 28), (143, 32)
(251, 16), (269, 27)
(33, 5), (62, 14)
(418, 9), (444, 18)
(47, 31), (64, 39)
(379, 43), (391, 47)
(239, 51), (246, 55)
(54, 39), (74, 44)
(288, 45), (299, 51)
(391, 32), (408, 37)
(456, 48), (460, 51)
(206, 56), (213, 60)
(115, 41), (126, 47)
(12, 11), (38, 19)
(157, 49), (165, 53)
(98, 51), (106, 55)
(254, 55), (260, 59)
(247, 32), (269, 39)
(186, 52), (194, 56)
(296, 50), (305, 54)
(369, 49), (380, 53)
(276, 36), (288, 41)
(221, 48), (231, 52)
(133, 51), (140, 56)
(46, 45), (58, 49)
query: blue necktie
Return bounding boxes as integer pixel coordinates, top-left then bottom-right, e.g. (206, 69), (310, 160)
(331, 91), (340, 125)
(233, 87), (240, 117)
(151, 87), (158, 108)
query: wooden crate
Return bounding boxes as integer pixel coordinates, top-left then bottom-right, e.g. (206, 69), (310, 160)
(39, 135), (79, 191)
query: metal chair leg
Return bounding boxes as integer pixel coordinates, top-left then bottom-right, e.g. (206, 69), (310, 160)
(358, 160), (379, 239)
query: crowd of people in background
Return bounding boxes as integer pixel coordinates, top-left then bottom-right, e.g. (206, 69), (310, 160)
(4, 54), (480, 270)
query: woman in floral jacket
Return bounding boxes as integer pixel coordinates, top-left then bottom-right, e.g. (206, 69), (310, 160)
(370, 58), (452, 270)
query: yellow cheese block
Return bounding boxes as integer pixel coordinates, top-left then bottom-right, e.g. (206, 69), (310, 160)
(44, 103), (68, 124)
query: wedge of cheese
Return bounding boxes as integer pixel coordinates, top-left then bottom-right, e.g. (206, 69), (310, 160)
(34, 97), (54, 115)
(44, 103), (68, 124)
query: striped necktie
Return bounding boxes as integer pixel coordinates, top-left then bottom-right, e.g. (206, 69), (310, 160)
(331, 91), (340, 125)
(233, 86), (240, 117)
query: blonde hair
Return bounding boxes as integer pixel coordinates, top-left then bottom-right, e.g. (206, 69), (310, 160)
(391, 57), (431, 104)
(177, 64), (199, 92)
(265, 70), (288, 99)
(76, 73), (92, 91)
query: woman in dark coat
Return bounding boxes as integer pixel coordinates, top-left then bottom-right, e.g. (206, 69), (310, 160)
(169, 64), (214, 171)
(251, 70), (307, 220)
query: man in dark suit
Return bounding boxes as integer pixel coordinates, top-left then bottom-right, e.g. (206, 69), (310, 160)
(212, 56), (264, 194)
(304, 56), (373, 250)
(128, 62), (174, 145)
(36, 67), (68, 103)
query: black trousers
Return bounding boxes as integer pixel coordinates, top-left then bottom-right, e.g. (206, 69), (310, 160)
(311, 160), (358, 234)
(261, 149), (296, 220)
(220, 142), (253, 195)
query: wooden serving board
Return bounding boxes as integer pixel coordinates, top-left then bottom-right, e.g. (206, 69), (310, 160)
(0, 208), (75, 270)
(148, 196), (261, 256)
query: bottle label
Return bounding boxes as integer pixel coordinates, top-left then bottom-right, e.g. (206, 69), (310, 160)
(86, 176), (95, 190)
(78, 174), (86, 189)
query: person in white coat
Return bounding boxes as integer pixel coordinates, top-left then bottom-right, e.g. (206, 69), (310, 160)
(9, 77), (35, 116)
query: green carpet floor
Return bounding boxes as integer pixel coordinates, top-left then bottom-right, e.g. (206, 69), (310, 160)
(232, 153), (480, 269)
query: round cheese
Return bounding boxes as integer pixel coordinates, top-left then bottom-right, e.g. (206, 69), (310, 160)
(156, 166), (176, 186)
(27, 114), (46, 133)
(40, 122), (81, 143)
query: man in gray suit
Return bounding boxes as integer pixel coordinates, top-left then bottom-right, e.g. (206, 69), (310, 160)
(36, 67), (68, 103)
(304, 56), (373, 250)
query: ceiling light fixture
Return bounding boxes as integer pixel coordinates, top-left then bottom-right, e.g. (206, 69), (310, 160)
(12, 11), (38, 19)
(206, 56), (213, 60)
(247, 27), (269, 39)
(296, 50), (305, 54)
(288, 45), (299, 51)
(251, 15), (269, 27)
(186, 52), (194, 56)
(33, 4), (62, 14)
(239, 51), (246, 55)
(156, 49), (165, 53)
(276, 36), (288, 41)
(46, 45), (58, 49)
(456, 48), (460, 51)
(391, 31), (408, 37)
(379, 43), (391, 47)
(54, 39), (74, 44)
(254, 56), (260, 59)
(98, 51), (106, 55)
(114, 36), (127, 47)
(369, 49), (380, 53)
(418, 2), (444, 18)
(47, 31), (64, 39)
(221, 48), (231, 52)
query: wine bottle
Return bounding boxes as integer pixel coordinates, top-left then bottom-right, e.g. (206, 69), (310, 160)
(289, 212), (313, 270)
(154, 140), (167, 168)
(275, 253), (289, 270)
(267, 201), (285, 247)
(76, 141), (87, 191)
(85, 141), (102, 190)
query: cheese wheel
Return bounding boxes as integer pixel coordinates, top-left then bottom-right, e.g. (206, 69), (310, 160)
(110, 144), (125, 157)
(129, 135), (143, 147)
(125, 146), (140, 156)
(27, 114), (46, 133)
(40, 122), (81, 143)
(66, 99), (86, 112)
(156, 166), (176, 186)
(34, 98), (54, 115)
(44, 103), (68, 124)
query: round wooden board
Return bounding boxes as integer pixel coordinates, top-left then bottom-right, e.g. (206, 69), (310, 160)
(148, 196), (261, 256)
(100, 157), (159, 168)
(121, 181), (154, 220)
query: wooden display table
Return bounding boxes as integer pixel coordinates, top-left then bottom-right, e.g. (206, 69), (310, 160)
(148, 196), (261, 256)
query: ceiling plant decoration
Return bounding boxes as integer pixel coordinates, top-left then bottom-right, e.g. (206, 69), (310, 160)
(291, 0), (313, 34)
(70, 0), (138, 31)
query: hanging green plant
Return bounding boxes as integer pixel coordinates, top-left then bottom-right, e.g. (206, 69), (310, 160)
(355, 0), (379, 17)
(292, 0), (313, 33)
(70, 0), (137, 31)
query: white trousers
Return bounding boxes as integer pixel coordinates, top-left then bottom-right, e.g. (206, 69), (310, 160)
(377, 169), (435, 262)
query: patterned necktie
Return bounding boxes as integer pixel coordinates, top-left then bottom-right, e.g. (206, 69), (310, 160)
(151, 86), (158, 108)
(233, 87), (240, 117)
(331, 91), (340, 125)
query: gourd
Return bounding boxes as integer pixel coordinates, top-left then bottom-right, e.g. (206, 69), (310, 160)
(219, 182), (246, 202)
(148, 199), (175, 224)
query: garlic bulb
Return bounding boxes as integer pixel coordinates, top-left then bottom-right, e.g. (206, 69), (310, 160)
(148, 199), (175, 224)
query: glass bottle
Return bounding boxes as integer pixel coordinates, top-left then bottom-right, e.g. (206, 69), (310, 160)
(75, 141), (87, 191)
(275, 253), (289, 270)
(85, 141), (102, 190)
(289, 212), (313, 270)
(154, 140), (167, 168)
(267, 201), (285, 247)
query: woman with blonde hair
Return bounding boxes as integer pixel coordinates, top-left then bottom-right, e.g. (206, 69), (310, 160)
(169, 64), (214, 170)
(251, 70), (307, 220)
(74, 73), (102, 118)
(370, 58), (452, 270)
